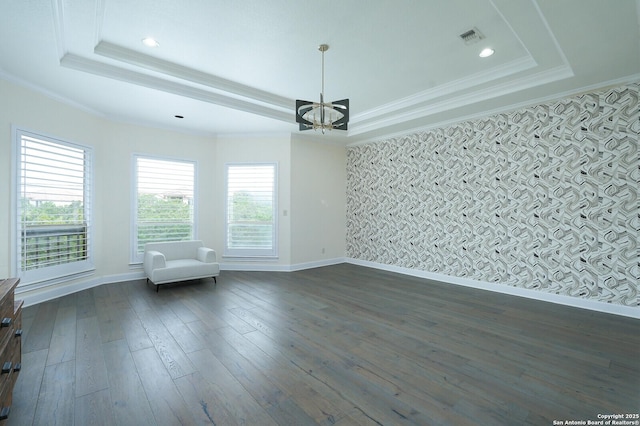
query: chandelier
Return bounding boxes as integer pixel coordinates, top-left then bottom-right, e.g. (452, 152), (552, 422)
(296, 44), (349, 133)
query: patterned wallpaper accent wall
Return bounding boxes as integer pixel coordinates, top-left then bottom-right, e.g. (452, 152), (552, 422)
(346, 82), (639, 307)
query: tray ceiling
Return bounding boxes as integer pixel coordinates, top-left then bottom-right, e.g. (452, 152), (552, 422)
(1, 0), (638, 143)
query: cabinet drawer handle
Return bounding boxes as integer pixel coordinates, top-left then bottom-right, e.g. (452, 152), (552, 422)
(0, 406), (9, 420)
(1, 362), (11, 374)
(1, 318), (10, 327)
(13, 363), (21, 372)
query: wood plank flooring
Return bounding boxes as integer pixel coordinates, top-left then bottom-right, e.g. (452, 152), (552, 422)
(8, 264), (640, 425)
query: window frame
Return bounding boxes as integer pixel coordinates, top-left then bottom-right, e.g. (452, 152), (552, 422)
(131, 154), (198, 264)
(12, 127), (95, 288)
(224, 162), (278, 259)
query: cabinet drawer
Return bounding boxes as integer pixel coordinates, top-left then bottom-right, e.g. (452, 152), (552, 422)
(0, 358), (15, 413)
(0, 280), (20, 424)
(0, 296), (13, 353)
(0, 315), (21, 423)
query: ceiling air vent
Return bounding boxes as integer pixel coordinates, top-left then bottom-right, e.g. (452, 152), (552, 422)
(459, 27), (485, 45)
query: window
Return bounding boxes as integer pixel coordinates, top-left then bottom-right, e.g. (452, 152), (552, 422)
(133, 155), (196, 262)
(14, 128), (93, 286)
(224, 163), (277, 258)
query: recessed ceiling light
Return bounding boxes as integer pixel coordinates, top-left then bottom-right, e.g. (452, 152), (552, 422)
(142, 37), (159, 48)
(479, 47), (494, 58)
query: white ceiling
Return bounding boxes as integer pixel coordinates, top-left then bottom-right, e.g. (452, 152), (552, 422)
(1, 0), (639, 144)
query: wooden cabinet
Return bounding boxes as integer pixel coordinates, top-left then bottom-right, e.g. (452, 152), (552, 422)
(0, 279), (22, 424)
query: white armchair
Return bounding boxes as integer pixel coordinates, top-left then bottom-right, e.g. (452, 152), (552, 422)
(143, 240), (220, 292)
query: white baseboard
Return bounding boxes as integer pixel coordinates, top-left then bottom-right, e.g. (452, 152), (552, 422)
(219, 257), (345, 272)
(346, 258), (640, 319)
(16, 260), (639, 319)
(288, 258), (346, 271)
(219, 262), (290, 272)
(16, 271), (145, 307)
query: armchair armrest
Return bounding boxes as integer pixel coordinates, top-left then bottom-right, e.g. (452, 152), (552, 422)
(144, 250), (166, 276)
(197, 247), (217, 263)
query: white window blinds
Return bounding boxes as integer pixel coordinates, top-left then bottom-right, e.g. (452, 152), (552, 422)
(224, 163), (277, 257)
(134, 156), (196, 261)
(15, 129), (93, 285)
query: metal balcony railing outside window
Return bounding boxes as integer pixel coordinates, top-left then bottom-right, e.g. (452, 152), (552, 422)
(21, 224), (88, 270)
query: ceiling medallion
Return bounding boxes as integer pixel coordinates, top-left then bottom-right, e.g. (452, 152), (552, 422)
(296, 44), (349, 133)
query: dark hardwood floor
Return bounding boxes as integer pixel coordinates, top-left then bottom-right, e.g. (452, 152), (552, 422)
(8, 264), (639, 425)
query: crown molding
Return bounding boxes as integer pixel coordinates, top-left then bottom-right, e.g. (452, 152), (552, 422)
(94, 41), (293, 110)
(51, 0), (67, 59)
(0, 71), (106, 118)
(348, 63), (574, 137)
(347, 74), (640, 147)
(60, 53), (295, 123)
(351, 55), (537, 124)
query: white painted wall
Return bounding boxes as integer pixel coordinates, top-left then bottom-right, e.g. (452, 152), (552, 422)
(1, 78), (634, 317)
(290, 135), (346, 267)
(1, 79), (348, 303)
(0, 79), (219, 301)
(97, 122), (218, 274)
(0, 80), (107, 280)
(214, 134), (293, 268)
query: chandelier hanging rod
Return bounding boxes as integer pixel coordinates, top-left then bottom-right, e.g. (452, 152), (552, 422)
(295, 43), (349, 133)
(319, 43), (327, 100)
